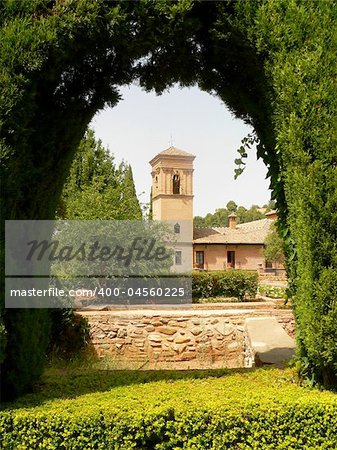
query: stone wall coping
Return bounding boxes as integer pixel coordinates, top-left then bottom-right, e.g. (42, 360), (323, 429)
(79, 308), (293, 319)
(77, 301), (277, 312)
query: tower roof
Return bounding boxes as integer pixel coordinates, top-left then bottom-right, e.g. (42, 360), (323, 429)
(158, 146), (194, 157)
(150, 146), (195, 166)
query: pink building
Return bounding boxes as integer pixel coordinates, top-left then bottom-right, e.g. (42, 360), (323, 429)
(193, 212), (282, 273)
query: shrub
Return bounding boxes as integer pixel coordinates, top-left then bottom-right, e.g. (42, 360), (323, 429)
(48, 310), (90, 359)
(0, 309), (51, 402)
(258, 285), (286, 299)
(192, 270), (258, 301)
(1, 368), (337, 449)
(2, 405), (337, 450)
(0, 316), (6, 363)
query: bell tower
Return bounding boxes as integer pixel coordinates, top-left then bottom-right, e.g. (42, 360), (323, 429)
(149, 146), (195, 273)
(149, 146), (195, 221)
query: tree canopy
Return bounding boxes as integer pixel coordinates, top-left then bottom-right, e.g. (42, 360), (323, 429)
(263, 222), (285, 267)
(194, 200), (275, 228)
(57, 129), (142, 220)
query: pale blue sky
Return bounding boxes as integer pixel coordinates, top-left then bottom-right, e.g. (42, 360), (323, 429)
(91, 84), (271, 217)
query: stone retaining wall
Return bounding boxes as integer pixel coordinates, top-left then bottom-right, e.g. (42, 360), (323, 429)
(79, 308), (295, 370)
(278, 315), (296, 339)
(80, 311), (247, 369)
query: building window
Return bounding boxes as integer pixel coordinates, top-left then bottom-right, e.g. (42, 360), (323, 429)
(227, 250), (235, 269)
(173, 174), (180, 194)
(174, 223), (180, 234)
(175, 250), (182, 265)
(195, 251), (204, 269)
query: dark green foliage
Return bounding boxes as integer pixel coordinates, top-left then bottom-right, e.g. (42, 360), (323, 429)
(192, 270), (258, 301)
(49, 310), (89, 360)
(0, 315), (6, 364)
(240, 0), (337, 387)
(1, 0), (337, 392)
(0, 309), (50, 401)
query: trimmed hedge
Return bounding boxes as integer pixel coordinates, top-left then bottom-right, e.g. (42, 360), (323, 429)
(1, 405), (337, 449)
(192, 270), (258, 301)
(1, 368), (337, 449)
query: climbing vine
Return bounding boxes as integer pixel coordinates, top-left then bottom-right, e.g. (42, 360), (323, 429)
(234, 131), (261, 180)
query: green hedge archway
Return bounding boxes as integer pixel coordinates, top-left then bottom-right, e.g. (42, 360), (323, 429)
(1, 0), (336, 397)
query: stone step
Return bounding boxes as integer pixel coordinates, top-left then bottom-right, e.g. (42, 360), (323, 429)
(245, 317), (295, 367)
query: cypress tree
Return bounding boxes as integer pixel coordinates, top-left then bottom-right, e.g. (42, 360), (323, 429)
(119, 165), (142, 220)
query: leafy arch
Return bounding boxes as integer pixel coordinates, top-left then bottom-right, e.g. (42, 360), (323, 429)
(1, 0), (337, 396)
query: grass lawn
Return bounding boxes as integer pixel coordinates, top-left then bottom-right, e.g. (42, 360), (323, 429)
(1, 366), (336, 414)
(0, 367), (319, 413)
(1, 366), (337, 449)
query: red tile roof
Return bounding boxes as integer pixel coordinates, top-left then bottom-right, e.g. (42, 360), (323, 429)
(193, 218), (273, 245)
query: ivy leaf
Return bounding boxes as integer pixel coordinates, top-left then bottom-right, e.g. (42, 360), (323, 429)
(234, 131), (259, 179)
(234, 168), (244, 179)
